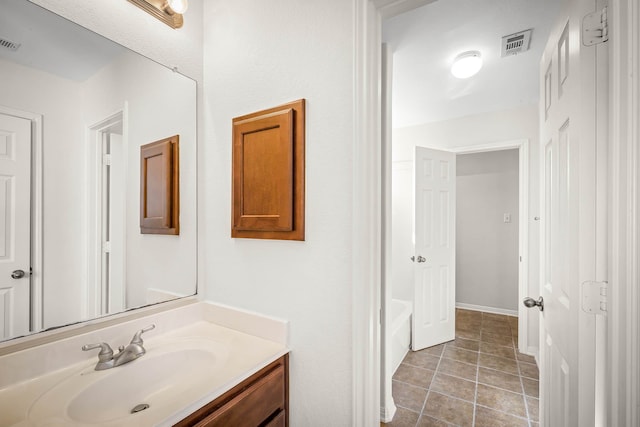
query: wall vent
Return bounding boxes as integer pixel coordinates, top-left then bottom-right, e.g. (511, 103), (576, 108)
(501, 29), (532, 57)
(0, 37), (21, 52)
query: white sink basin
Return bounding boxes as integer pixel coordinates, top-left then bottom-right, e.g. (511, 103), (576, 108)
(28, 338), (228, 426)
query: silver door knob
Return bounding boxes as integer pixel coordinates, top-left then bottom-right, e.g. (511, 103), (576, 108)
(11, 270), (26, 279)
(416, 256), (426, 263)
(523, 296), (544, 311)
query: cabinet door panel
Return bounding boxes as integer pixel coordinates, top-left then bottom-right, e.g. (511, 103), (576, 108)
(195, 365), (285, 427)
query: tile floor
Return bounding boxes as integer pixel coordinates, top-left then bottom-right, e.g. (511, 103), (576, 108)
(383, 309), (539, 427)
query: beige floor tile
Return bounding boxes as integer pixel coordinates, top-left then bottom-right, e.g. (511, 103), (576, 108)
(522, 377), (539, 398)
(482, 312), (511, 322)
(477, 367), (522, 393)
(474, 405), (529, 427)
(423, 392), (473, 427)
(393, 364), (434, 389)
(481, 323), (513, 337)
(423, 343), (446, 357)
(478, 353), (520, 375)
(416, 415), (449, 427)
(456, 308), (482, 319)
(430, 372), (477, 402)
(456, 328), (481, 341)
(527, 396), (540, 422)
(476, 383), (527, 418)
(456, 322), (481, 335)
(480, 331), (514, 347)
(516, 352), (536, 364)
(446, 337), (480, 352)
(392, 380), (428, 413)
(382, 406), (420, 427)
(479, 342), (516, 359)
(443, 346), (479, 365)
(519, 361), (539, 379)
(436, 357), (478, 381)
(403, 351), (440, 371)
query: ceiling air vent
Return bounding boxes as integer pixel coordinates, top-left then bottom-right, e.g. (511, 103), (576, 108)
(0, 37), (21, 52)
(501, 29), (532, 57)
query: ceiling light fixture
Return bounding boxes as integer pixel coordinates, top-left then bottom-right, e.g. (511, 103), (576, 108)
(451, 51), (482, 79)
(127, 0), (189, 29)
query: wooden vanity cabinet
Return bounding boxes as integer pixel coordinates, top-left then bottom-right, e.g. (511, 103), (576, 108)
(175, 354), (289, 427)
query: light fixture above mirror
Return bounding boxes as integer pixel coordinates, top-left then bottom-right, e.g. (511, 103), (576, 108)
(127, 0), (189, 29)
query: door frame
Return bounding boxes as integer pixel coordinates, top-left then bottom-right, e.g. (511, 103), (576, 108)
(0, 105), (43, 334)
(451, 139), (531, 355)
(353, 0), (639, 424)
(608, 0), (640, 424)
(85, 108), (127, 319)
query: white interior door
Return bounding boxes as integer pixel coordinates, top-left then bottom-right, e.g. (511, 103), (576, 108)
(0, 113), (31, 339)
(412, 146), (455, 350)
(538, 0), (605, 424)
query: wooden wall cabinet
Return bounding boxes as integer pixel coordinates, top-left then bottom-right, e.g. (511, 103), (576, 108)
(174, 354), (289, 427)
(140, 135), (179, 235)
(232, 100), (305, 240)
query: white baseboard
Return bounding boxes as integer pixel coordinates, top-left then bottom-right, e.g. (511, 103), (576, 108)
(527, 346), (540, 365)
(380, 401), (397, 423)
(455, 302), (518, 317)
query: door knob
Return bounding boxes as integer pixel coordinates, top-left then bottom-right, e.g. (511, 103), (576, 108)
(11, 269), (26, 279)
(416, 256), (426, 263)
(523, 296), (544, 311)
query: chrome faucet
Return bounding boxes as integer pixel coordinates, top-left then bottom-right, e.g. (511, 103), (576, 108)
(82, 324), (156, 371)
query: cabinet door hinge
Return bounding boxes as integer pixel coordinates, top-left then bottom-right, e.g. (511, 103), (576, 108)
(103, 154), (111, 166)
(582, 281), (608, 315)
(583, 6), (609, 46)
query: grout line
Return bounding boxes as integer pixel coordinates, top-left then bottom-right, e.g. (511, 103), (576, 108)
(472, 346), (479, 427)
(475, 403), (531, 421)
(416, 346), (444, 426)
(517, 341), (533, 427)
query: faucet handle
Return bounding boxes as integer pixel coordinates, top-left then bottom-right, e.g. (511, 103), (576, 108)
(130, 324), (156, 346)
(82, 342), (114, 362)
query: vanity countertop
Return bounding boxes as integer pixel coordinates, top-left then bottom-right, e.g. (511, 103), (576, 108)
(0, 302), (289, 427)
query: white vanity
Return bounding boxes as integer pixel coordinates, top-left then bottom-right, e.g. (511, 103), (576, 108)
(0, 301), (289, 426)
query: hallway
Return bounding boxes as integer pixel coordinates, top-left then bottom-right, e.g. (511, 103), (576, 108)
(384, 309), (539, 426)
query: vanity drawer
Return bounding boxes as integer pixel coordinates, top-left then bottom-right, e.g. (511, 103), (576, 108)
(265, 410), (286, 427)
(175, 354), (289, 427)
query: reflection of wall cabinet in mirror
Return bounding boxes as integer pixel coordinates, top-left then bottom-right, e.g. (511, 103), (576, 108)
(176, 355), (289, 427)
(140, 136), (180, 235)
(232, 100), (305, 241)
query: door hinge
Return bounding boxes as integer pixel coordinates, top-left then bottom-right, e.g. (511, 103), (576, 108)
(102, 241), (111, 253)
(583, 6), (608, 46)
(102, 154), (111, 166)
(582, 281), (608, 315)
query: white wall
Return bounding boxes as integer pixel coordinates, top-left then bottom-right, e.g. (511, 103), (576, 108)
(392, 104), (540, 349)
(391, 161), (414, 302)
(203, 1), (354, 424)
(456, 150), (519, 311)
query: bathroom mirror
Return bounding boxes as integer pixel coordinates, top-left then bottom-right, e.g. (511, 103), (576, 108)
(0, 0), (197, 342)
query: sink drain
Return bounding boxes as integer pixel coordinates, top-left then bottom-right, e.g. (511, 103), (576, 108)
(131, 403), (150, 414)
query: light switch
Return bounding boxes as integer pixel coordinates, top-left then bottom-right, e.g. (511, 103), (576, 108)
(504, 213), (511, 223)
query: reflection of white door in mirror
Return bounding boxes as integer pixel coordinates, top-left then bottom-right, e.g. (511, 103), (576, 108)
(87, 112), (126, 318)
(0, 113), (31, 339)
